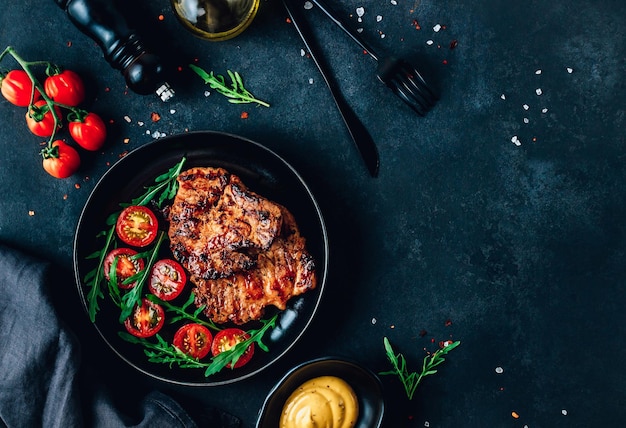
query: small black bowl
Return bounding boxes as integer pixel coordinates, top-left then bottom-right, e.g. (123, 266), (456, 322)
(256, 357), (385, 428)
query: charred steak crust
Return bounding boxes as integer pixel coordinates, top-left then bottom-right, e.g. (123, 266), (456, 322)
(168, 167), (283, 280)
(192, 205), (317, 324)
(168, 167), (317, 324)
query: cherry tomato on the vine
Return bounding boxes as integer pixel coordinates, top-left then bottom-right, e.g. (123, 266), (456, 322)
(211, 328), (254, 369)
(26, 100), (62, 137)
(149, 259), (187, 301)
(124, 298), (165, 338)
(0, 69), (40, 107)
(68, 111), (107, 151)
(44, 69), (85, 107)
(173, 323), (213, 359)
(103, 247), (145, 289)
(115, 205), (159, 247)
(41, 140), (80, 179)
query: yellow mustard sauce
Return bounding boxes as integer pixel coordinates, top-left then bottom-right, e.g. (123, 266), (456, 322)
(279, 375), (359, 428)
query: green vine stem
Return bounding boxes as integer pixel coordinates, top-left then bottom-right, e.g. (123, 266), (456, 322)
(0, 46), (86, 157)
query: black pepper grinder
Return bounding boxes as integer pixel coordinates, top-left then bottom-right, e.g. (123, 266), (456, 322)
(55, 0), (175, 101)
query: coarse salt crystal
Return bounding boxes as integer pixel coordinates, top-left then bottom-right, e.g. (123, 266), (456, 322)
(535, 69), (542, 74)
(371, 318), (377, 324)
(426, 40), (434, 45)
(424, 423), (430, 427)
(433, 24), (441, 32)
(170, 109), (176, 114)
(300, 49), (306, 57)
(536, 88), (543, 95)
(380, 33), (385, 38)
(566, 67), (573, 73)
(562, 410), (568, 416)
(376, 15), (383, 22)
(511, 135), (521, 146)
(308, 77), (314, 84)
(500, 94), (506, 100)
(357, 28), (364, 33)
(204, 91), (211, 97)
(495, 367), (504, 374)
(137, 121), (145, 126)
(303, 1), (313, 9)
(523, 117), (529, 124)
(123, 115), (132, 123)
(541, 108), (548, 113)
(391, 0), (397, 4)
(356, 7), (365, 17)
(523, 104), (529, 110)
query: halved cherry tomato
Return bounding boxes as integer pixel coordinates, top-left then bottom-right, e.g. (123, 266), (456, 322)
(173, 323), (213, 359)
(148, 259), (187, 301)
(124, 298), (165, 338)
(68, 111), (107, 151)
(44, 69), (85, 107)
(0, 69), (40, 107)
(115, 205), (158, 247)
(103, 248), (145, 289)
(26, 100), (61, 137)
(41, 140), (80, 179)
(211, 328), (254, 368)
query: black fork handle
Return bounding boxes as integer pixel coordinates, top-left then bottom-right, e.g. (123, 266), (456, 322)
(308, 0), (380, 61)
(282, 0), (379, 177)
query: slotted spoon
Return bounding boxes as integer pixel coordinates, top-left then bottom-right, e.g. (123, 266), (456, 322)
(309, 0), (438, 116)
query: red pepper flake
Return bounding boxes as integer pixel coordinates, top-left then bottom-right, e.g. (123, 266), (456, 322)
(450, 39), (458, 49)
(363, 50), (369, 55)
(28, 210), (35, 216)
(286, 17), (292, 24)
(431, 338), (435, 343)
(445, 319), (453, 327)
(63, 194), (68, 200)
(511, 411), (520, 419)
(442, 59), (448, 65)
(439, 340), (454, 348)
(74, 183), (81, 189)
(66, 41), (73, 47)
(158, 14), (165, 21)
(177, 66), (183, 72)
(412, 19), (421, 30)
(119, 151), (129, 158)
(151, 112), (161, 122)
(240, 111), (249, 119)
(109, 119), (115, 124)
(104, 87), (110, 92)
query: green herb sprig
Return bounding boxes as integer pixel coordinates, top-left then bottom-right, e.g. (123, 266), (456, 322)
(189, 64), (270, 107)
(380, 337), (460, 400)
(118, 314), (279, 377)
(82, 157), (186, 322)
(117, 232), (166, 323)
(147, 293), (221, 331)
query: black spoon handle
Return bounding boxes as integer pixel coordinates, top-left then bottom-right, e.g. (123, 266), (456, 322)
(282, 0), (379, 177)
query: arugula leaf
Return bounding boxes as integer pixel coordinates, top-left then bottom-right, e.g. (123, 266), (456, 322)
(189, 64), (270, 107)
(82, 157), (186, 323)
(380, 337), (460, 400)
(118, 232), (166, 323)
(118, 313), (279, 377)
(147, 293), (221, 331)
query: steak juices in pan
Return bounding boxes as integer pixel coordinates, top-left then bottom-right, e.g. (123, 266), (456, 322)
(90, 160), (317, 375)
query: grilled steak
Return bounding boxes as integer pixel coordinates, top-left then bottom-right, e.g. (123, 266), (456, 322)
(168, 167), (317, 324)
(168, 167), (283, 279)
(192, 205), (316, 324)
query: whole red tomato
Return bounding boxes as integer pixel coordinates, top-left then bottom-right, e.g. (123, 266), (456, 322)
(42, 140), (80, 179)
(0, 69), (41, 107)
(26, 100), (62, 137)
(44, 69), (85, 107)
(68, 111), (107, 151)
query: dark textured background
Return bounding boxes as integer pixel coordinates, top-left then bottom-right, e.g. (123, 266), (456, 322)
(1, 0), (625, 427)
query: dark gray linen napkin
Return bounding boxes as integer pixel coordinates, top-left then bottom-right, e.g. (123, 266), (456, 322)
(0, 242), (240, 428)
